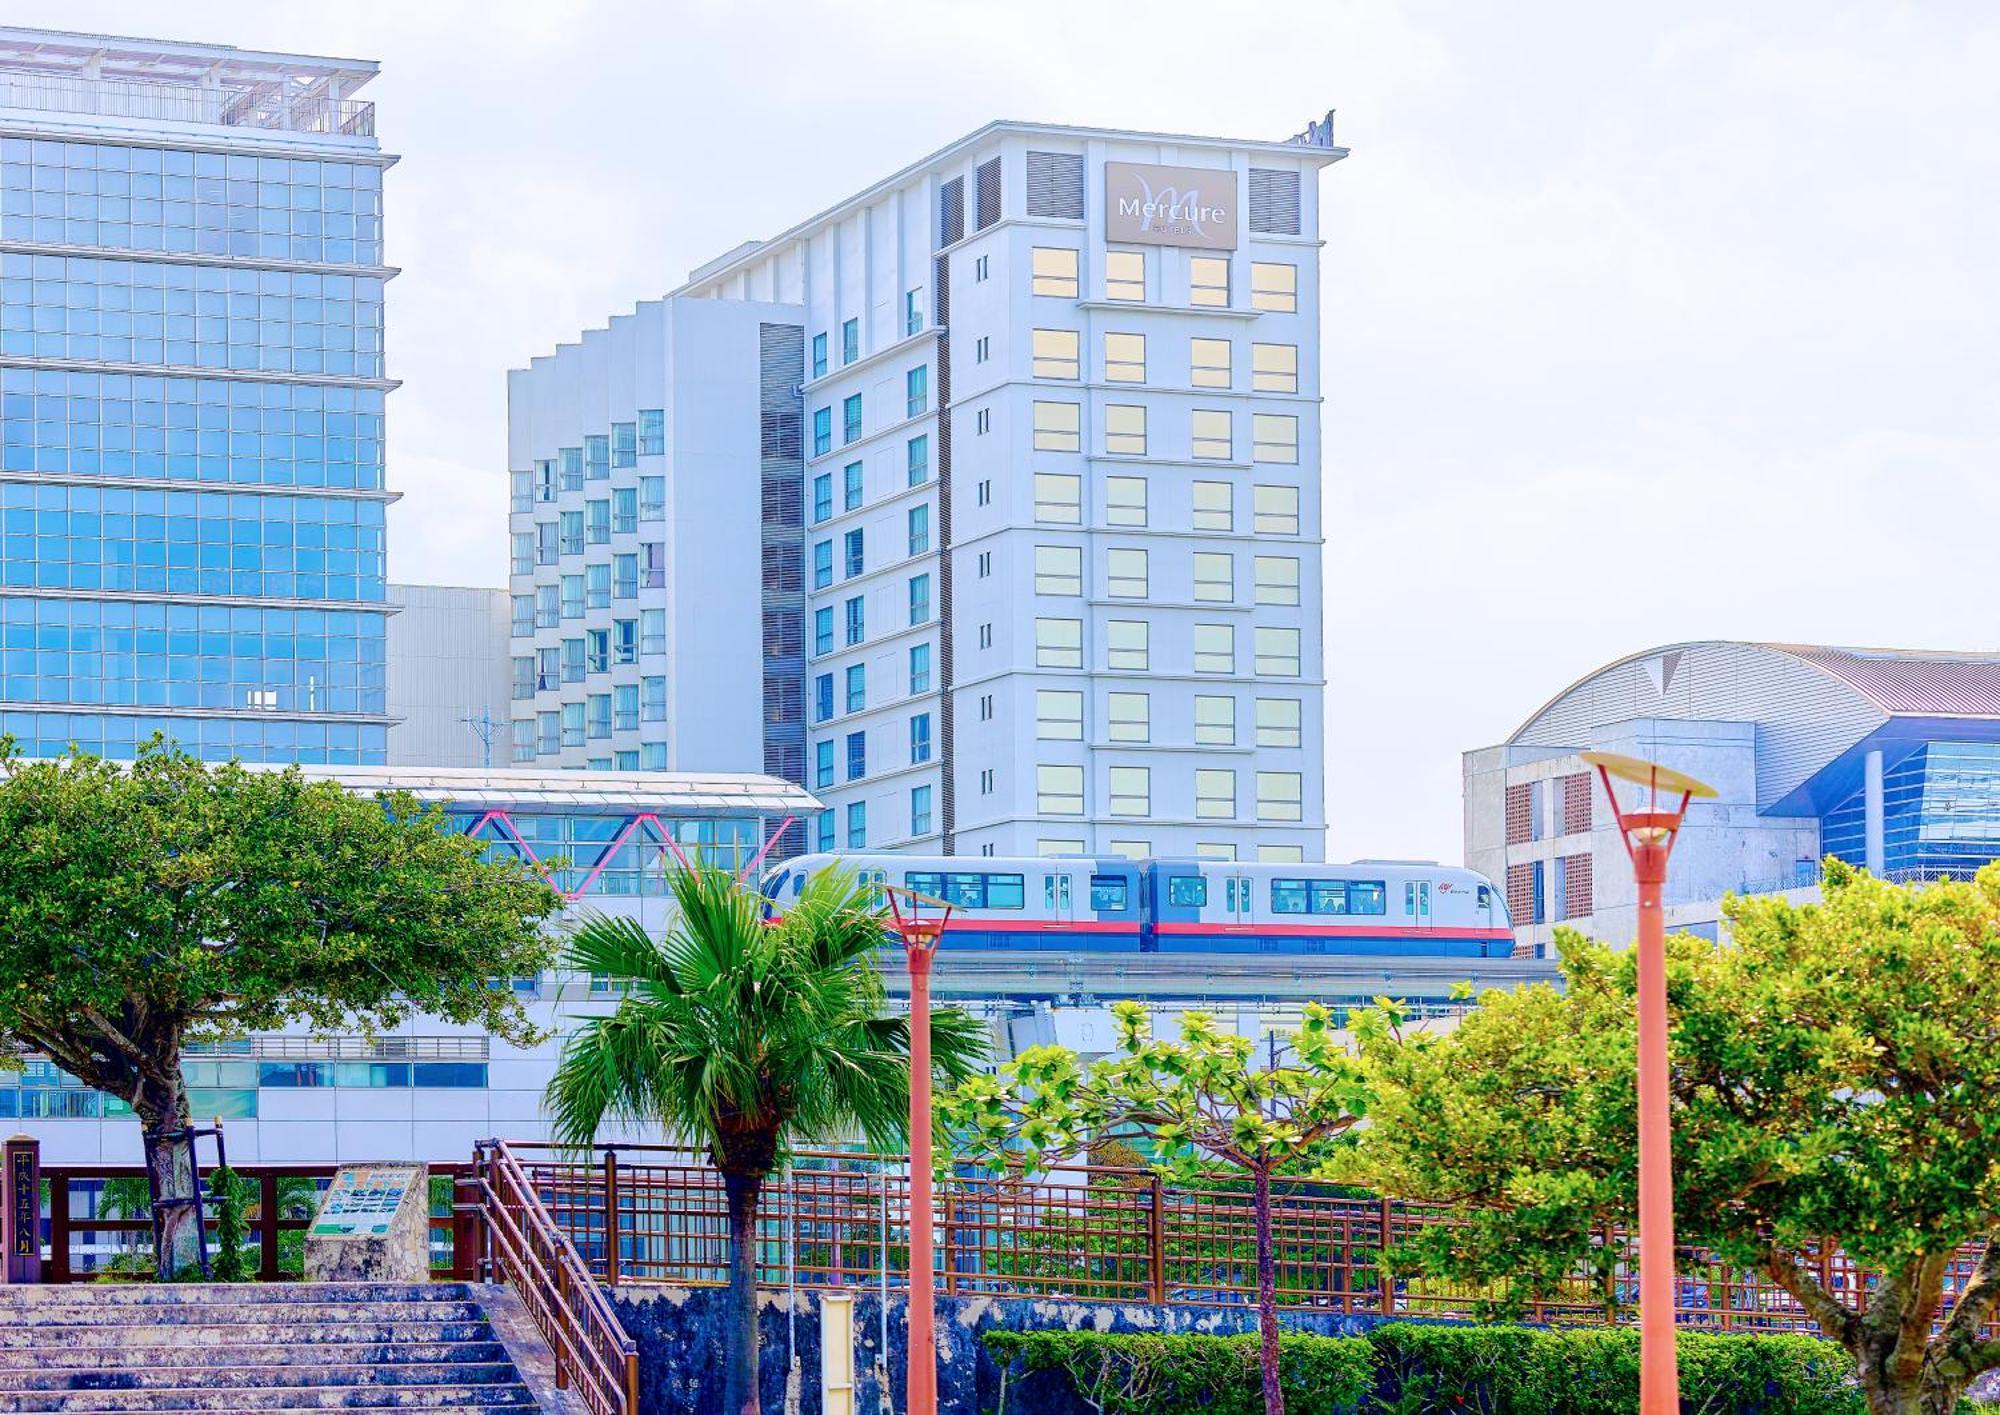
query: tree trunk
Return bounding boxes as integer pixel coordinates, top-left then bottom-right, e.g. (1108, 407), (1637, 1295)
(1252, 1165), (1284, 1415)
(722, 1170), (764, 1415)
(1852, 1337), (1967, 1415)
(131, 1065), (204, 1281)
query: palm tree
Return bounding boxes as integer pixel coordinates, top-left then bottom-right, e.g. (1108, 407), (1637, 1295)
(545, 863), (986, 1415)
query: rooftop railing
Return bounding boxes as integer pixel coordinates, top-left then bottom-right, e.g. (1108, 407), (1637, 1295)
(0, 69), (374, 139)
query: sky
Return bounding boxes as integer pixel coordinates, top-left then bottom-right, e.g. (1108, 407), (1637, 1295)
(21, 0), (2000, 864)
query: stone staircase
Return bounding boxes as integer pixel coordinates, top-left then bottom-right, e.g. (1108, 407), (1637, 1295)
(0, 1283), (544, 1411)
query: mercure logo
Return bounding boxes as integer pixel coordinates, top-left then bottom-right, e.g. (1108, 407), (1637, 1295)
(1104, 162), (1240, 251)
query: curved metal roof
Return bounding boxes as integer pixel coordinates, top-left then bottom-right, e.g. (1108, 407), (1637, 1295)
(1764, 644), (2000, 717)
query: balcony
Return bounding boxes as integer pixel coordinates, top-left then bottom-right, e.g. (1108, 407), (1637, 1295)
(0, 70), (375, 139)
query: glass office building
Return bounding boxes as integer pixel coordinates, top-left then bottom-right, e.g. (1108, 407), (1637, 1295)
(0, 30), (391, 763)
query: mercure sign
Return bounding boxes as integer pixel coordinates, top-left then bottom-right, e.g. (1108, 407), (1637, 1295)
(1104, 161), (1239, 250)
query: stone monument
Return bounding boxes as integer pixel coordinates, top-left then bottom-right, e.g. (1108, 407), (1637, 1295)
(303, 1163), (429, 1282)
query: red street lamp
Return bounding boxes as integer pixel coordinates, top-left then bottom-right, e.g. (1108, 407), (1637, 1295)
(1582, 750), (1717, 1414)
(884, 883), (953, 1415)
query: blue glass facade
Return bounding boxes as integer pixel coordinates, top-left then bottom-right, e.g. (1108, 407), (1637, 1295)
(0, 120), (392, 764)
(1820, 741), (2000, 879)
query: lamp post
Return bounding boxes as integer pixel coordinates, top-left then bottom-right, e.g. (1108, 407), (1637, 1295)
(885, 884), (952, 1415)
(1581, 750), (1717, 1414)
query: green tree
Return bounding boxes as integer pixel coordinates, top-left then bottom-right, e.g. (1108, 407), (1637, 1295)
(544, 864), (986, 1415)
(0, 742), (561, 1278)
(942, 1001), (1371, 1415)
(1351, 860), (2000, 1415)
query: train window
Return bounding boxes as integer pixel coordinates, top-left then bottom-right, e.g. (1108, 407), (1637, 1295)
(944, 875), (987, 909)
(1271, 879), (1309, 914)
(1167, 875), (1208, 908)
(1349, 882), (1387, 915)
(1089, 875), (1129, 911)
(986, 875), (1025, 910)
(1477, 884), (1493, 910)
(1309, 881), (1347, 915)
(904, 871), (943, 901)
(793, 875), (806, 898)
(903, 871), (1025, 910)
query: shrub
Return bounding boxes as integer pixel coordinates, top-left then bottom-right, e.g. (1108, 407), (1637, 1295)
(984, 1330), (1373, 1414)
(205, 1164), (252, 1283)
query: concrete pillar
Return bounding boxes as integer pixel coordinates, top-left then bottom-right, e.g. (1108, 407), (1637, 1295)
(820, 1293), (855, 1415)
(1864, 749), (1885, 875)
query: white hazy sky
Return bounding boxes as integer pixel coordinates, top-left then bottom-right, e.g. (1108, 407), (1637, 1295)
(20, 1), (2000, 864)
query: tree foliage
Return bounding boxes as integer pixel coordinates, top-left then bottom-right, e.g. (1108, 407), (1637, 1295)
(1351, 860), (2000, 1415)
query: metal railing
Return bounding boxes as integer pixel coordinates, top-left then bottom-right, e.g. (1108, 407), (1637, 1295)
(471, 1140), (638, 1415)
(503, 1141), (1997, 1339)
(0, 71), (375, 139)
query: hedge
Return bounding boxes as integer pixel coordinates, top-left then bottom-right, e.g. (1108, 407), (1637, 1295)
(984, 1324), (1865, 1414)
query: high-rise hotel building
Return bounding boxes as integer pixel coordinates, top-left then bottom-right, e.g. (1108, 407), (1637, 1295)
(508, 117), (1340, 860)
(0, 29), (390, 764)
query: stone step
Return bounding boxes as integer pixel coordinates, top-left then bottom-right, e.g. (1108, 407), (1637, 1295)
(0, 1344), (509, 1374)
(0, 1361), (523, 1393)
(0, 1322), (497, 1350)
(0, 1384), (537, 1411)
(0, 1301), (488, 1329)
(0, 1286), (469, 1309)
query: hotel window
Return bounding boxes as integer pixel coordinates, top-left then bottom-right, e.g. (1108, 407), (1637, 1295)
(512, 718), (535, 763)
(1256, 626), (1303, 677)
(615, 683), (639, 731)
(643, 676), (667, 721)
(538, 647), (561, 691)
(1104, 332), (1146, 383)
(843, 462), (864, 510)
(1040, 837), (1083, 855)
(614, 619), (637, 665)
(908, 504), (931, 555)
(536, 522), (559, 565)
(587, 563), (611, 609)
(535, 585), (559, 629)
(511, 656), (534, 700)
(812, 408), (832, 457)
(1035, 544), (1083, 596)
(613, 553), (638, 600)
(842, 317), (860, 364)
(1105, 475), (1148, 528)
(611, 422), (637, 469)
(907, 365), (929, 417)
(817, 814), (834, 851)
(980, 695), (994, 720)
(976, 409), (991, 434)
(640, 476), (665, 520)
(1194, 623), (1235, 674)
(978, 552), (991, 577)
(510, 595), (533, 637)
(982, 769), (996, 794)
(843, 394), (863, 444)
(1037, 690), (1084, 741)
(534, 461), (556, 502)
(1034, 401), (1081, 452)
(1105, 250), (1146, 301)
(1257, 771), (1305, 822)
(587, 629), (610, 674)
(1251, 261), (1298, 312)
(846, 730), (866, 780)
(907, 434), (930, 486)
(1109, 766), (1151, 817)
(1191, 409), (1233, 460)
(846, 802), (866, 848)
(510, 470), (532, 514)
(1107, 691), (1150, 743)
(845, 596), (865, 646)
(1255, 555), (1301, 606)
(586, 499), (610, 544)
(814, 674), (834, 722)
(1195, 694), (1237, 746)
(975, 337), (989, 363)
(562, 701), (586, 747)
(1192, 480), (1233, 532)
(613, 487), (638, 534)
(844, 529), (864, 578)
(585, 435), (610, 480)
(1257, 698), (1302, 747)
(812, 474), (832, 523)
(537, 711), (560, 754)
(1193, 552), (1234, 603)
(909, 642), (932, 693)
(814, 607), (833, 655)
(559, 511), (583, 556)
(1189, 256), (1231, 307)
(979, 623), (993, 649)
(905, 288), (924, 337)
(1258, 845), (1306, 864)
(908, 573), (931, 625)
(510, 533), (532, 575)
(1253, 413), (1299, 464)
(1196, 768), (1236, 819)
(637, 610), (667, 658)
(639, 409), (665, 455)
(561, 575), (584, 620)
(813, 540), (833, 590)
(1106, 548), (1149, 599)
(1105, 404), (1147, 455)
(1031, 246), (1080, 297)
(909, 712), (933, 764)
(1190, 337), (1232, 388)
(910, 784), (933, 837)
(975, 254), (990, 281)
(1036, 617), (1083, 669)
(1033, 328), (1081, 379)
(1253, 342), (1299, 393)
(1106, 619), (1149, 671)
(1197, 842), (1237, 862)
(814, 740), (834, 789)
(811, 333), (828, 379)
(1254, 484), (1301, 535)
(1038, 765), (1085, 816)
(846, 664), (867, 713)
(560, 447), (584, 491)
(1034, 473), (1082, 524)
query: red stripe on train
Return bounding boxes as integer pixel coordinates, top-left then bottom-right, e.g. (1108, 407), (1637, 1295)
(1153, 922), (1513, 942)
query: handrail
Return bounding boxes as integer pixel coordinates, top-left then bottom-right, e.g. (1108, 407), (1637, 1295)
(472, 1140), (638, 1415)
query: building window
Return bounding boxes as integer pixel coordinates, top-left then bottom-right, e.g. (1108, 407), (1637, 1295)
(1252, 413), (1299, 464)
(908, 574), (931, 625)
(1197, 842), (1237, 862)
(909, 642), (932, 694)
(1258, 771), (1304, 822)
(978, 479), (992, 503)
(1256, 697), (1302, 747)
(1036, 617), (1083, 669)
(1255, 555), (1301, 606)
(845, 665), (868, 715)
(1109, 766), (1151, 817)
(817, 813), (835, 852)
(535, 585), (559, 629)
(643, 676), (667, 721)
(640, 476), (665, 520)
(814, 740), (835, 789)
(1035, 544), (1083, 596)
(615, 682), (639, 731)
(1251, 261), (1298, 312)
(1038, 765), (1085, 816)
(907, 365), (929, 417)
(975, 408), (991, 434)
(1105, 475), (1148, 528)
(1254, 484), (1301, 535)
(641, 608), (666, 655)
(843, 394), (863, 444)
(814, 606), (834, 656)
(908, 504), (931, 555)
(561, 575), (584, 619)
(1031, 328), (1081, 380)
(978, 552), (991, 577)
(979, 623), (993, 649)
(1196, 768), (1237, 819)
(1193, 551), (1234, 603)
(1034, 401), (1081, 452)
(1191, 409), (1233, 460)
(812, 408), (832, 457)
(846, 729), (866, 780)
(1037, 690), (1084, 740)
(910, 784), (933, 836)
(974, 254), (990, 281)
(910, 713), (933, 764)
(1253, 342), (1298, 393)
(512, 717), (535, 764)
(1192, 481), (1233, 532)
(905, 288), (924, 337)
(614, 554), (639, 600)
(813, 540), (833, 590)
(510, 470), (532, 514)
(586, 628), (610, 673)
(845, 596), (865, 645)
(1106, 619), (1149, 671)
(1104, 332), (1146, 383)
(1039, 837), (1084, 855)
(511, 595), (533, 637)
(812, 474), (833, 523)
(1106, 548), (1148, 599)
(1195, 694), (1236, 746)
(559, 447), (584, 491)
(814, 674), (834, 722)
(535, 460), (556, 503)
(846, 801), (866, 848)
(982, 768), (996, 795)
(1106, 250), (1146, 302)
(1107, 691), (1149, 743)
(1189, 337), (1233, 389)
(1032, 246), (1080, 297)
(1105, 404), (1147, 455)
(1034, 472), (1082, 523)
(979, 694), (994, 720)
(587, 499), (611, 544)
(975, 336), (990, 364)
(842, 318), (860, 364)
(559, 511), (583, 556)
(611, 422), (638, 469)
(614, 619), (637, 664)
(844, 529), (865, 578)
(613, 487), (638, 534)
(907, 434), (930, 485)
(510, 533), (531, 576)
(1189, 256), (1230, 307)
(538, 711), (560, 755)
(511, 656), (534, 701)
(584, 560), (614, 609)
(1194, 623), (1235, 674)
(1256, 626), (1302, 676)
(844, 462), (864, 511)
(811, 333), (828, 379)
(562, 701), (586, 747)
(585, 435), (610, 480)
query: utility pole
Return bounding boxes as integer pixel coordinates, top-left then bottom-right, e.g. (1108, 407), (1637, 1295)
(460, 707), (498, 769)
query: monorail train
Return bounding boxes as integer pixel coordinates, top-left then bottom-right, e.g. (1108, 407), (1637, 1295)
(760, 855), (1515, 958)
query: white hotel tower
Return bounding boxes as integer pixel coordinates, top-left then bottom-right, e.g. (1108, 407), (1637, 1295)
(508, 116), (1340, 862)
